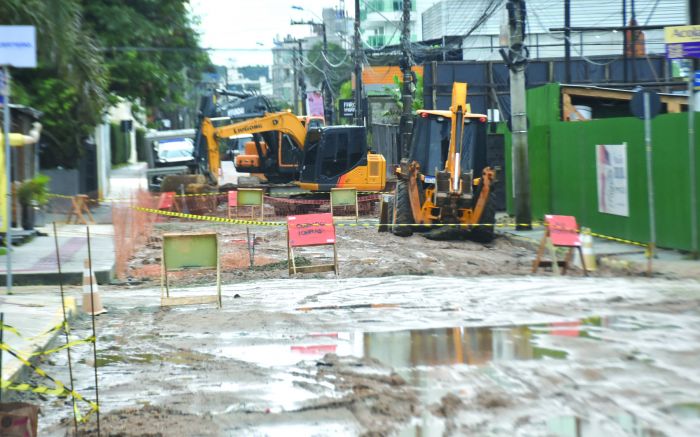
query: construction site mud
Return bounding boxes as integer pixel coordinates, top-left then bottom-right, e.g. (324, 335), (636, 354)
(122, 219), (647, 289)
(19, 275), (700, 436)
(7, 205), (700, 436)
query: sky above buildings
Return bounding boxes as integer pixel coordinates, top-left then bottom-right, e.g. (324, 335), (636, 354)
(190, 0), (345, 67)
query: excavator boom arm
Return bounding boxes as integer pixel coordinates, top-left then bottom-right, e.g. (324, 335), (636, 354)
(200, 111), (308, 181)
(211, 112), (307, 148)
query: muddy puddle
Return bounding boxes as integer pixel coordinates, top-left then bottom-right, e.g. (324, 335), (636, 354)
(18, 276), (700, 436)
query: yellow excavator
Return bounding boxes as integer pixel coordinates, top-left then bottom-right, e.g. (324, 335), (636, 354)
(200, 111), (386, 191)
(384, 82), (497, 241)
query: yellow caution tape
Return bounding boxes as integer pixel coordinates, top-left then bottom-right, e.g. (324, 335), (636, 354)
(0, 323), (22, 337)
(588, 230), (648, 248)
(131, 205), (285, 226)
(22, 336), (96, 357)
(1, 379), (99, 423)
(1, 378), (66, 396)
(135, 204), (649, 249)
(0, 320), (68, 341)
(0, 342), (99, 421)
(135, 205), (540, 229)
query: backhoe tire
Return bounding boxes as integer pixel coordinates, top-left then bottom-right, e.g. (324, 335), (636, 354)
(392, 180), (414, 237)
(470, 182), (496, 243)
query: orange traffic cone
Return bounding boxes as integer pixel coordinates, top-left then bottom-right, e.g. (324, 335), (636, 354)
(81, 259), (106, 315)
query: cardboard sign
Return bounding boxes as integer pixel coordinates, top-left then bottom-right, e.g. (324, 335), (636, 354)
(227, 190), (238, 207)
(546, 215), (580, 247)
(287, 213), (335, 247)
(0, 402), (40, 437)
(161, 232), (221, 307)
(237, 188), (262, 206)
(331, 188), (357, 206)
(158, 191), (176, 210)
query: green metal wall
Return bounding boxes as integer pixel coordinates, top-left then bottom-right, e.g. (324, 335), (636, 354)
(503, 83), (560, 218)
(502, 83), (700, 251)
(549, 113), (700, 251)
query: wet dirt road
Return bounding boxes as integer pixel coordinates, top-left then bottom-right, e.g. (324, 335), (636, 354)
(26, 275), (700, 436)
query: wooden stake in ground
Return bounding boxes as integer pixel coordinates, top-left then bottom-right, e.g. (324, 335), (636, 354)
(53, 222), (79, 436)
(86, 226), (101, 436)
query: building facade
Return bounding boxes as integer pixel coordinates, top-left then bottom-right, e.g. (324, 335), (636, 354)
(360, 0), (441, 48)
(421, 0), (686, 61)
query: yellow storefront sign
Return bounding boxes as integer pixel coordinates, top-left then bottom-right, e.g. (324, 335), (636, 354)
(665, 25), (700, 44)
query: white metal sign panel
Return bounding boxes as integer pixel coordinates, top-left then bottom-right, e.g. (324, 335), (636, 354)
(0, 26), (37, 68)
(596, 143), (629, 217)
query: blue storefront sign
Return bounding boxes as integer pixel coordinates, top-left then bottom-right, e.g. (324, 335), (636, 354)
(665, 25), (700, 59)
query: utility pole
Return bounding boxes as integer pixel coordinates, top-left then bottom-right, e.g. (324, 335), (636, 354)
(564, 0), (571, 83)
(353, 0), (363, 126)
(399, 0), (413, 158)
(320, 22), (333, 125)
(292, 44), (299, 115)
(298, 40), (307, 116)
(690, 0), (699, 257)
(291, 19), (332, 123)
(506, 0), (531, 229)
(623, 0), (628, 82)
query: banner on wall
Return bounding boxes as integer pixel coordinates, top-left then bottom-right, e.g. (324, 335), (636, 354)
(596, 143), (629, 217)
(306, 91), (324, 118)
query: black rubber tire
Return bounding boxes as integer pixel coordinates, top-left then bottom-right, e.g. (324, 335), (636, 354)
(470, 181), (496, 243)
(393, 179), (414, 237)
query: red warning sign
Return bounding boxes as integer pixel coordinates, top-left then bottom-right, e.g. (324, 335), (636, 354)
(158, 192), (175, 210)
(287, 213), (336, 247)
(546, 215), (580, 247)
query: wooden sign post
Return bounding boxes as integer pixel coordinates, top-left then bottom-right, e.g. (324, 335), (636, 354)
(65, 194), (95, 225)
(532, 215), (588, 276)
(330, 188), (359, 222)
(287, 213), (338, 276)
(161, 232), (222, 307)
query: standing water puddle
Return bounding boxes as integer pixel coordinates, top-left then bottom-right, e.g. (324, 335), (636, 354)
(216, 316), (613, 368)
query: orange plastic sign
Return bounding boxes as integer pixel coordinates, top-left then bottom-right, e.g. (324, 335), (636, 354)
(287, 213), (336, 247)
(158, 192), (175, 210)
(228, 190), (238, 207)
(545, 215), (580, 247)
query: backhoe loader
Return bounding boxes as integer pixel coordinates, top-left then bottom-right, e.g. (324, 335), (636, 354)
(383, 82), (497, 241)
(200, 111), (386, 192)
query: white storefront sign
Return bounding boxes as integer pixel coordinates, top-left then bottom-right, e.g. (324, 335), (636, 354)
(0, 26), (37, 68)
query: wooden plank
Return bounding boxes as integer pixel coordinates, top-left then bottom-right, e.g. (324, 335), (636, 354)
(667, 102), (681, 113)
(561, 86), (688, 105)
(161, 295), (219, 306)
(292, 264), (337, 274)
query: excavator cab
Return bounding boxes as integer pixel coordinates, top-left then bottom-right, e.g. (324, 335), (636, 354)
(299, 126), (382, 191)
(386, 82), (497, 241)
(201, 112), (386, 192)
(409, 112), (488, 183)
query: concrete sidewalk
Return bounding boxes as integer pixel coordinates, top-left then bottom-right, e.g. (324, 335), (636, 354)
(501, 226), (700, 278)
(0, 162), (147, 287)
(0, 224), (115, 286)
(1, 287), (80, 386)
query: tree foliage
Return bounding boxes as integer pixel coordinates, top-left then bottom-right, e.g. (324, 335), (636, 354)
(81, 0), (213, 119)
(1, 0), (108, 168)
(0, 0), (212, 168)
(303, 42), (353, 99)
